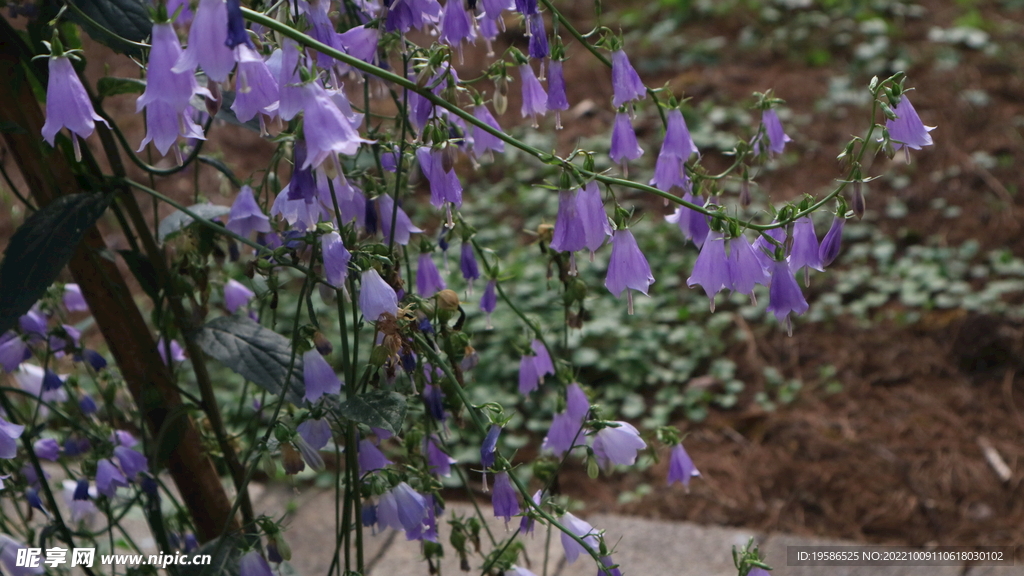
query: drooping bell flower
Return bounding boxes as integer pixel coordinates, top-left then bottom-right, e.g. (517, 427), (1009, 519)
(667, 443), (700, 489)
(472, 104), (505, 157)
(789, 216), (822, 284)
(550, 189), (586, 257)
(67, 478), (97, 523)
(527, 13), (548, 60)
(305, 0), (343, 68)
(753, 109), (791, 157)
(302, 349), (341, 403)
(416, 147), (463, 210)
(321, 232), (351, 289)
(727, 235), (770, 298)
(518, 490), (541, 535)
(0, 534), (43, 575)
(296, 418), (332, 450)
(271, 187), (325, 231)
(819, 214), (845, 267)
(112, 430), (138, 448)
(338, 25), (379, 64)
(416, 253), (446, 295)
(752, 226), (786, 271)
(577, 182), (611, 256)
(422, 383), (446, 421)
(886, 94), (935, 160)
(384, 0), (442, 33)
(481, 0), (513, 20)
(543, 401), (584, 456)
(480, 280), (498, 329)
(79, 392), (99, 413)
(610, 50), (646, 108)
(377, 482), (428, 537)
(293, 433), (325, 471)
(33, 439), (59, 461)
(376, 194), (424, 245)
(491, 472), (520, 523)
(301, 80), (369, 169)
(651, 109), (698, 192)
(42, 53), (109, 160)
(518, 353), (539, 395)
(232, 45), (280, 124)
(167, 0), (194, 23)
(42, 370), (63, 392)
(519, 64), (547, 127)
(224, 279), (255, 313)
(666, 194), (710, 248)
(239, 551), (274, 576)
(687, 229), (729, 311)
(604, 229), (654, 314)
(226, 185), (272, 237)
(96, 459), (129, 497)
(766, 258), (809, 336)
(407, 494), (441, 542)
(359, 269), (399, 322)
(424, 435), (455, 477)
(480, 424), (500, 469)
(19, 308), (48, 340)
(514, 0), (537, 15)
(609, 112), (643, 174)
(0, 333), (29, 373)
(547, 59), (569, 129)
(592, 421), (646, 470)
(531, 339), (554, 379)
(559, 512), (599, 564)
(440, 0), (474, 51)
(173, 0), (236, 82)
(224, 0), (253, 48)
(272, 40), (304, 121)
(114, 445), (149, 478)
(62, 284), (88, 312)
(138, 100), (206, 157)
(460, 243), (479, 285)
(358, 438), (393, 474)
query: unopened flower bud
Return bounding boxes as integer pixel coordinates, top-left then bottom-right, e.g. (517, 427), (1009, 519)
(852, 181), (865, 219)
(442, 145), (456, 173)
(205, 80), (222, 118)
(313, 332), (333, 356)
(437, 289), (460, 311)
(739, 180), (751, 207)
(494, 77), (508, 115)
(280, 443), (305, 475)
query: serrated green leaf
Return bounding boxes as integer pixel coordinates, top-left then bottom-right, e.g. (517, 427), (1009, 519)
(67, 0), (151, 56)
(158, 203), (230, 241)
(97, 76), (146, 98)
(194, 315), (305, 404)
(335, 391), (407, 435)
(0, 193), (111, 335)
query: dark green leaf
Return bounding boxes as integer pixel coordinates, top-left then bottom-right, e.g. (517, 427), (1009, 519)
(97, 77), (146, 98)
(67, 0), (151, 56)
(158, 203), (230, 242)
(0, 193), (111, 335)
(336, 391), (407, 435)
(194, 315), (305, 404)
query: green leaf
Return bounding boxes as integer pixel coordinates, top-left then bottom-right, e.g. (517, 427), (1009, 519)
(97, 77), (146, 98)
(67, 0), (151, 56)
(335, 391), (407, 435)
(0, 193), (111, 335)
(194, 315), (305, 404)
(158, 203), (231, 241)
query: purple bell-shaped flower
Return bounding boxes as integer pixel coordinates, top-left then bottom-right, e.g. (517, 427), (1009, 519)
(359, 269), (399, 322)
(766, 258), (809, 336)
(667, 443), (700, 489)
(519, 64), (547, 127)
(604, 229), (654, 314)
(42, 54), (109, 161)
(610, 50), (646, 108)
(886, 94), (935, 161)
(491, 471), (520, 523)
(609, 112), (643, 174)
(302, 349), (342, 402)
(174, 0), (236, 82)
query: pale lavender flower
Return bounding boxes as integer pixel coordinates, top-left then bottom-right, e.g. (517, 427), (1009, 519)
(66, 479), (98, 523)
(592, 421), (646, 470)
(609, 112), (643, 169)
(532, 339), (554, 378)
(294, 434), (325, 471)
(886, 94), (935, 156)
(752, 226), (786, 271)
(359, 269), (399, 322)
(789, 217), (822, 276)
(687, 229), (730, 310)
(424, 435), (455, 477)
(560, 512), (599, 564)
(42, 55), (109, 159)
(0, 333), (29, 373)
(610, 50), (646, 108)
(577, 182), (611, 254)
(63, 284), (88, 312)
(338, 25), (379, 63)
(227, 186), (271, 237)
(173, 0), (236, 82)
(753, 109), (791, 156)
(527, 13), (548, 59)
(818, 215), (845, 267)
(377, 482), (428, 537)
(156, 338), (186, 365)
(232, 45), (280, 123)
(297, 418), (332, 450)
(515, 0), (537, 14)
(460, 243), (479, 284)
(417, 253), (446, 295)
(407, 494), (441, 542)
(550, 189), (585, 254)
(519, 64), (547, 126)
(480, 424), (500, 469)
(416, 147), (463, 209)
(604, 229), (654, 314)
(19, 308), (48, 339)
(480, 280), (497, 328)
(112, 430), (139, 448)
(667, 443), (700, 489)
(518, 490), (541, 534)
(0, 534), (44, 576)
(385, 0), (442, 33)
(138, 22), (208, 115)
(301, 81), (368, 169)
(303, 349), (342, 402)
(33, 439), (59, 461)
(728, 235), (770, 297)
(96, 459), (129, 497)
(137, 100), (205, 156)
(440, 0), (474, 49)
(271, 186), (325, 231)
(472, 104), (505, 156)
(480, 0), (513, 20)
(491, 471), (520, 522)
(509, 566), (538, 576)
(321, 231), (352, 288)
(666, 194), (710, 248)
(547, 59), (569, 129)
(114, 445), (149, 478)
(274, 40), (304, 121)
(766, 258), (809, 335)
(239, 551), (274, 576)
(377, 194), (424, 245)
(358, 438), (393, 474)
(224, 279), (255, 313)
(518, 353), (539, 395)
